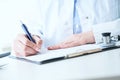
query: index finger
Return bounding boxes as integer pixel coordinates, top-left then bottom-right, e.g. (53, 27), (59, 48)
(17, 34), (38, 51)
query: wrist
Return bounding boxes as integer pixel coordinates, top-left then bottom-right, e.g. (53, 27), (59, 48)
(84, 31), (95, 44)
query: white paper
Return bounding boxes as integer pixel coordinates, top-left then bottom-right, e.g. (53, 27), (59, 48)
(23, 44), (101, 62)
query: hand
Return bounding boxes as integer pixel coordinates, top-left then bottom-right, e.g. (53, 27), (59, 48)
(12, 34), (42, 56)
(48, 31), (95, 50)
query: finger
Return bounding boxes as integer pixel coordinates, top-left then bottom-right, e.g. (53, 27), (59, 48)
(13, 40), (38, 56)
(17, 34), (39, 51)
(13, 40), (28, 56)
(33, 35), (42, 49)
(17, 40), (37, 56)
(15, 49), (38, 57)
(48, 44), (61, 50)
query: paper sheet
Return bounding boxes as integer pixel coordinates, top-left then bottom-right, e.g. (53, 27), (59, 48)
(23, 44), (101, 62)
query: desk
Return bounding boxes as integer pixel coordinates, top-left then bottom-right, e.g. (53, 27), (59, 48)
(0, 48), (120, 80)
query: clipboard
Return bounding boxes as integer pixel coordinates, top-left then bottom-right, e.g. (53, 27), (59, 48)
(9, 44), (120, 64)
(0, 52), (10, 58)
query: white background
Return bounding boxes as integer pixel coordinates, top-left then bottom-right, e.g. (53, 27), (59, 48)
(0, 0), (40, 51)
(0, 0), (20, 51)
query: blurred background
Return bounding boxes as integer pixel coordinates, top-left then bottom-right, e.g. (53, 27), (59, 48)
(0, 0), (22, 52)
(0, 0), (40, 52)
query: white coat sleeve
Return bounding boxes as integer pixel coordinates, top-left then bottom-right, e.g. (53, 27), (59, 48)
(92, 18), (120, 44)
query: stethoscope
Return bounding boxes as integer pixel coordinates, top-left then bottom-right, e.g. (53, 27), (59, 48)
(100, 32), (120, 47)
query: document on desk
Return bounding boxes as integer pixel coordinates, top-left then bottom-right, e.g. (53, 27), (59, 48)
(10, 44), (103, 64)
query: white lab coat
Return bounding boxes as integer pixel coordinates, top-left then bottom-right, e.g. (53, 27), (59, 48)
(16, 0), (120, 47)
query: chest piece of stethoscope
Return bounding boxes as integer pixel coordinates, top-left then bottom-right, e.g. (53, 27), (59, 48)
(100, 32), (115, 47)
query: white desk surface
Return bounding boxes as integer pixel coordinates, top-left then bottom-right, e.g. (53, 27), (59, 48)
(0, 48), (120, 80)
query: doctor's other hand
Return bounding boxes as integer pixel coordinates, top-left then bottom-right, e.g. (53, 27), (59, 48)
(48, 31), (95, 50)
(12, 34), (42, 56)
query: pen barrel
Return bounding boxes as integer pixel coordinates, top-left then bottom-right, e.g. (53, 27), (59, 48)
(21, 24), (36, 43)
